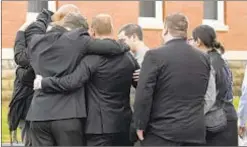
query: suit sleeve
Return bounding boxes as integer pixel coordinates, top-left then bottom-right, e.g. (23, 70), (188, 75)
(209, 55), (227, 101)
(85, 38), (130, 55)
(204, 67), (217, 114)
(41, 56), (101, 93)
(16, 66), (35, 87)
(133, 50), (159, 130)
(25, 9), (54, 45)
(14, 31), (29, 67)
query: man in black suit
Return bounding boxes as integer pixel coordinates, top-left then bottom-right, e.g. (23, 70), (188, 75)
(25, 8), (128, 146)
(133, 13), (212, 146)
(33, 14), (139, 146)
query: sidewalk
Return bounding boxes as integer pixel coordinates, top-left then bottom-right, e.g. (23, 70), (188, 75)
(2, 143), (24, 146)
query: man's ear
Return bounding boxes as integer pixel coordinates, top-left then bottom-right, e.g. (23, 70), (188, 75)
(163, 27), (168, 36)
(51, 13), (60, 22)
(52, 12), (66, 22)
(195, 38), (202, 47)
(130, 34), (137, 42)
(161, 27), (168, 40)
(51, 19), (63, 27)
(131, 34), (136, 42)
(90, 29), (96, 38)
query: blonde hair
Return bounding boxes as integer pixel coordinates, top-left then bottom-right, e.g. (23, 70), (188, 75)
(91, 14), (113, 35)
(52, 4), (80, 23)
(56, 4), (80, 18)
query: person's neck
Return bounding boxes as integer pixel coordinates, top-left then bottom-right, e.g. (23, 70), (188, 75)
(95, 33), (113, 40)
(200, 46), (211, 53)
(165, 35), (183, 43)
(133, 41), (148, 53)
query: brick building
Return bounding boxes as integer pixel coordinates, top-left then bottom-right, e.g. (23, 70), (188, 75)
(2, 1), (247, 100)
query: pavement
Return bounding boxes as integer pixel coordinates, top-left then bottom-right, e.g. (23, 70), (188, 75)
(2, 139), (244, 146)
(2, 143), (24, 146)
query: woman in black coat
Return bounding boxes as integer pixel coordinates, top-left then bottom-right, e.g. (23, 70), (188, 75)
(8, 21), (35, 146)
(188, 25), (238, 146)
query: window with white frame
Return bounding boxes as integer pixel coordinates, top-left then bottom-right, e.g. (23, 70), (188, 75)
(203, 1), (228, 31)
(138, 0), (163, 29)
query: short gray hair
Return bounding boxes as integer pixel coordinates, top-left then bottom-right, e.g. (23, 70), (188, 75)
(62, 12), (89, 30)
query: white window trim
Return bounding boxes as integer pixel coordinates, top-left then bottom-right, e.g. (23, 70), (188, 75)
(202, 1), (229, 31)
(2, 48), (14, 60)
(48, 1), (56, 12)
(26, 12), (39, 22)
(138, 1), (163, 29)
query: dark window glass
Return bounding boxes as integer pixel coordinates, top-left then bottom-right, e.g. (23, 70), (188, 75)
(139, 1), (156, 17)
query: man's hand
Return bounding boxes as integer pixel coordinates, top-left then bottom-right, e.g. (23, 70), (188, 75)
(133, 69), (140, 82)
(19, 21), (35, 31)
(33, 75), (43, 90)
(136, 129), (144, 141)
(239, 126), (246, 138)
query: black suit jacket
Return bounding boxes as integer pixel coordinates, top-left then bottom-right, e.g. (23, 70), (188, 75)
(40, 52), (139, 134)
(14, 31), (35, 87)
(8, 27), (35, 132)
(25, 9), (129, 121)
(133, 39), (211, 144)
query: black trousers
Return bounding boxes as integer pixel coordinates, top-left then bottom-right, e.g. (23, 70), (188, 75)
(205, 119), (238, 146)
(141, 133), (201, 146)
(19, 120), (32, 146)
(30, 118), (85, 146)
(86, 133), (134, 146)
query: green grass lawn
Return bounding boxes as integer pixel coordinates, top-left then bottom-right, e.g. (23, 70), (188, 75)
(1, 97), (241, 143)
(233, 97), (240, 110)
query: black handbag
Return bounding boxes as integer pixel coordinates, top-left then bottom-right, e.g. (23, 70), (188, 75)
(205, 106), (227, 132)
(205, 61), (233, 133)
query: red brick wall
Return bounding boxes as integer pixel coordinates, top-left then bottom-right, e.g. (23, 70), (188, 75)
(58, 1), (139, 38)
(165, 1), (203, 38)
(164, 1), (247, 51)
(2, 1), (27, 48)
(2, 1), (247, 51)
(222, 1), (247, 50)
(143, 1), (204, 49)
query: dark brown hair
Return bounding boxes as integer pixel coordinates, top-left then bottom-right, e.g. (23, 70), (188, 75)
(164, 13), (188, 38)
(192, 25), (225, 54)
(118, 24), (143, 41)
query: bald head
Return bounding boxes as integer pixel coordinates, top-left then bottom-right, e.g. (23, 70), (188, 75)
(52, 4), (81, 22)
(91, 14), (113, 36)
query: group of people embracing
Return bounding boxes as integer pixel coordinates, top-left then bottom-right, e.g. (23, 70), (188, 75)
(8, 4), (238, 146)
